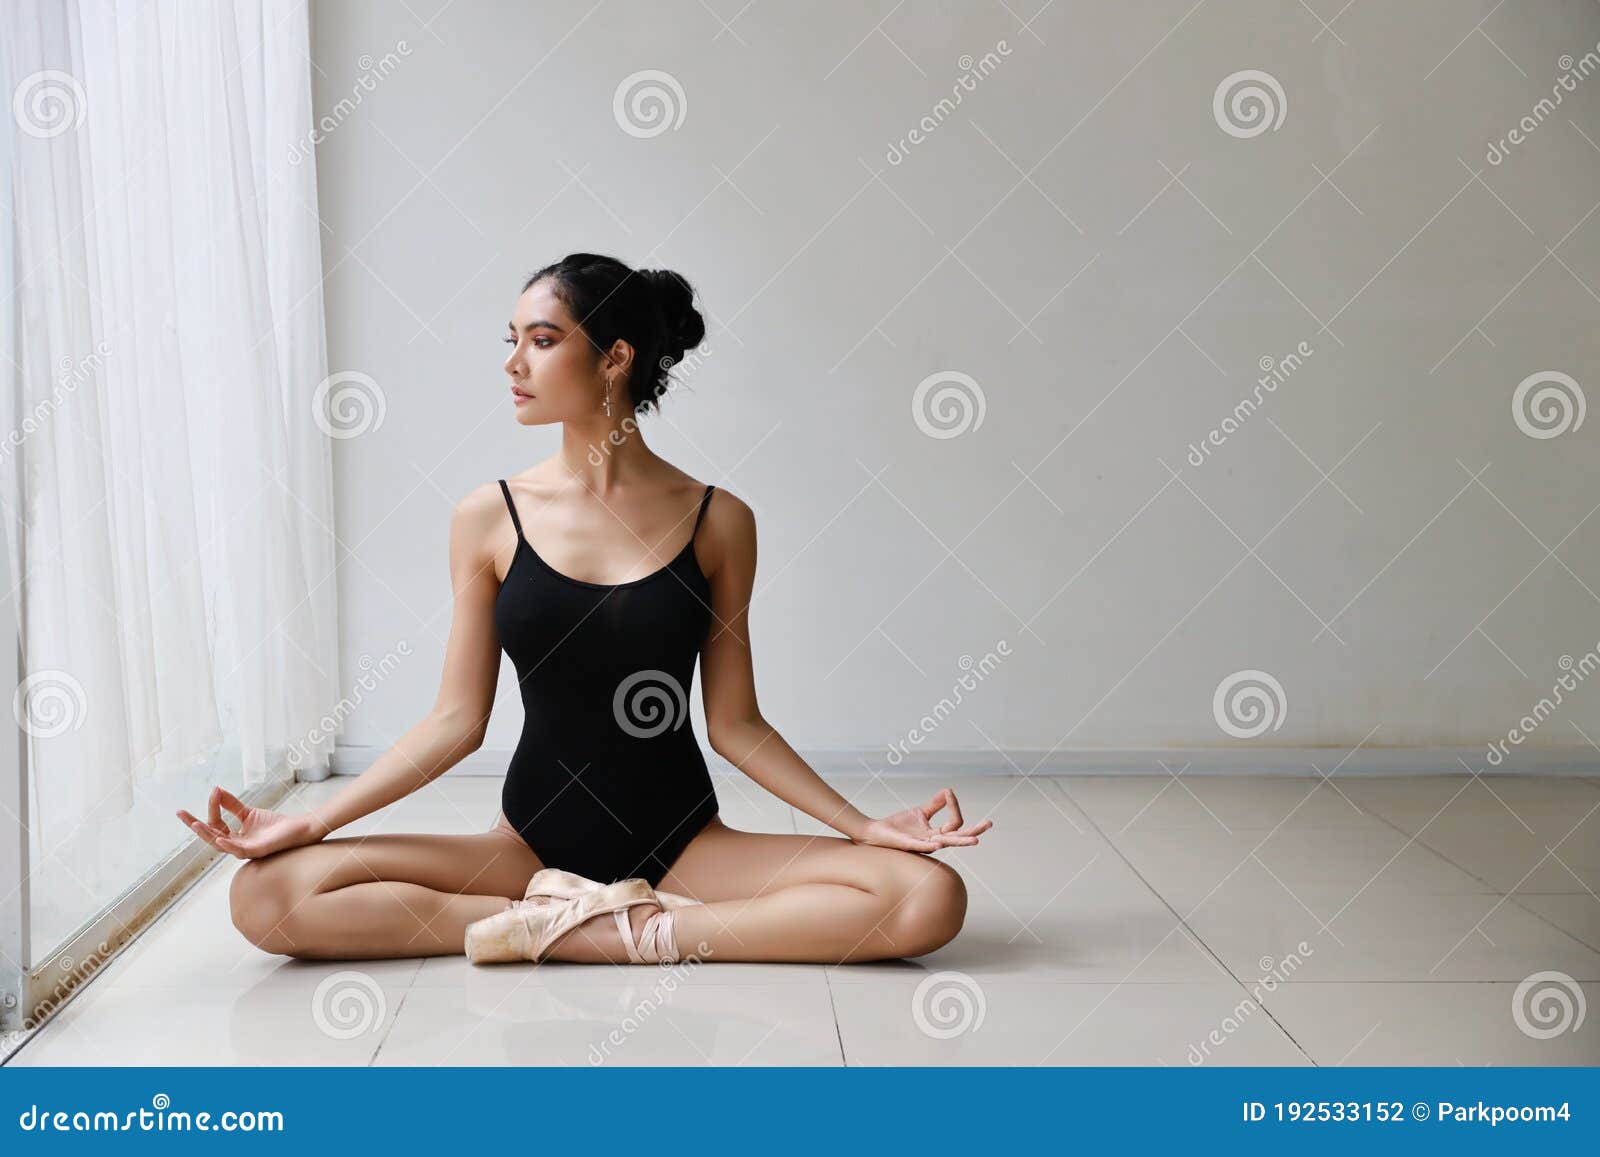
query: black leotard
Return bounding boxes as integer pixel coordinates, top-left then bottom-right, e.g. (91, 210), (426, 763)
(493, 478), (721, 886)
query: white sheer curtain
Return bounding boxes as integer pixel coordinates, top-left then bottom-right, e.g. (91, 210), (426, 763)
(2, 0), (338, 853)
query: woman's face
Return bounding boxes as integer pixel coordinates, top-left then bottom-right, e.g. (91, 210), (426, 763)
(503, 279), (626, 425)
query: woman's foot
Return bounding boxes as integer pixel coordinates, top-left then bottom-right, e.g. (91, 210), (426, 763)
(464, 872), (692, 965)
(492, 897), (654, 958)
(514, 867), (699, 962)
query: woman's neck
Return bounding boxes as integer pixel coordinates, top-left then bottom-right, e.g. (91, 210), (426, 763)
(555, 412), (659, 495)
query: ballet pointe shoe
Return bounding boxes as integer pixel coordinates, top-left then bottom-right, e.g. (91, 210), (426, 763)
(464, 867), (702, 965)
(521, 866), (704, 911)
(464, 876), (657, 964)
(520, 868), (698, 963)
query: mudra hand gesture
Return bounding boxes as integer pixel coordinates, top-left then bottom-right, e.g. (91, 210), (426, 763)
(176, 785), (325, 860)
(852, 787), (994, 853)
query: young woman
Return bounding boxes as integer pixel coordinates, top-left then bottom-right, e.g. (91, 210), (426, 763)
(178, 253), (992, 967)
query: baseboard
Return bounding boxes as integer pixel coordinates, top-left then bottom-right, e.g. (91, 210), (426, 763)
(326, 744), (1600, 779)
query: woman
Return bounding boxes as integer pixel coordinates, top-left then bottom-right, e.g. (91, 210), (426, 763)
(179, 253), (992, 967)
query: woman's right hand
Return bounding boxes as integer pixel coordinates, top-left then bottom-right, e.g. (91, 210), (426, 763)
(176, 785), (326, 860)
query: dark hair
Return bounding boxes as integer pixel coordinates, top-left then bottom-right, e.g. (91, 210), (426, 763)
(522, 253), (706, 417)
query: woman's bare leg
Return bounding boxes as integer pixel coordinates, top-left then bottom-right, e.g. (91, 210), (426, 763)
(231, 812), (966, 964)
(230, 815), (545, 959)
(547, 816), (970, 965)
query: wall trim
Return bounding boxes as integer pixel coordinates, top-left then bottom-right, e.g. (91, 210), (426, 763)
(327, 744), (1600, 779)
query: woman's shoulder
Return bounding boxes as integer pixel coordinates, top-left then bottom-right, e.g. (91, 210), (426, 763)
(699, 480), (751, 528)
(694, 483), (755, 585)
(448, 481), (515, 550)
(651, 466), (749, 526)
(453, 478), (515, 521)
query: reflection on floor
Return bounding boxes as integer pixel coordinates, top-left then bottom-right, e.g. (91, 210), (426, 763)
(5, 772), (1598, 1066)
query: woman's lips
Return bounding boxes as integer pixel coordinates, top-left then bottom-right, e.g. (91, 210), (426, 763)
(511, 389), (533, 404)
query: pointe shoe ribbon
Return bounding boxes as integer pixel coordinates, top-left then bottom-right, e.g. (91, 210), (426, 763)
(464, 867), (700, 965)
(611, 907), (683, 964)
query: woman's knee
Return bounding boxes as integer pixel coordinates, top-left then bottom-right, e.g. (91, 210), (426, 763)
(229, 857), (305, 955)
(885, 857), (968, 957)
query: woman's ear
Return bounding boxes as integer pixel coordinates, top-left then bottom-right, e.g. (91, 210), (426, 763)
(604, 337), (636, 381)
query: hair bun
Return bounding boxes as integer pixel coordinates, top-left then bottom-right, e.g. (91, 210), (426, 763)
(641, 267), (706, 355)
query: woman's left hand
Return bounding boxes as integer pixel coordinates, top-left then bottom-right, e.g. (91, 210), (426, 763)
(851, 788), (993, 853)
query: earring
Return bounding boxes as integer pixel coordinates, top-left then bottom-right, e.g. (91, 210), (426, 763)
(604, 381), (612, 418)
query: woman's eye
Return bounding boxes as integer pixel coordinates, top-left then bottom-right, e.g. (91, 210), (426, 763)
(503, 337), (516, 345)
(533, 337), (552, 348)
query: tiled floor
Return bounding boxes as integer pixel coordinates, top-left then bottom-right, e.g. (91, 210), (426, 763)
(5, 772), (1599, 1066)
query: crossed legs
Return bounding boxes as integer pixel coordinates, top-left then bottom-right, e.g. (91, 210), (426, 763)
(654, 816), (968, 963)
(229, 812), (967, 963)
(228, 821), (541, 959)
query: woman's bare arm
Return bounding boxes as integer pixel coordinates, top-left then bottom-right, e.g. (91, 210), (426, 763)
(179, 483), (507, 857)
(302, 483), (507, 836)
(699, 491), (991, 851)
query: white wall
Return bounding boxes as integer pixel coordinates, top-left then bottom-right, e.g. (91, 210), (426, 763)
(311, 0), (1600, 771)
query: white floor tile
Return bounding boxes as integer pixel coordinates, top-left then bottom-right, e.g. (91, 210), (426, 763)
(1110, 823), (1495, 908)
(1377, 808), (1600, 894)
(8, 966), (411, 1066)
(1183, 883), (1600, 982)
(831, 979), (1310, 1065)
(374, 982), (841, 1065)
(1341, 775), (1600, 815)
(1062, 775), (1386, 832)
(1511, 893), (1600, 953)
(1259, 981), (1600, 1065)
